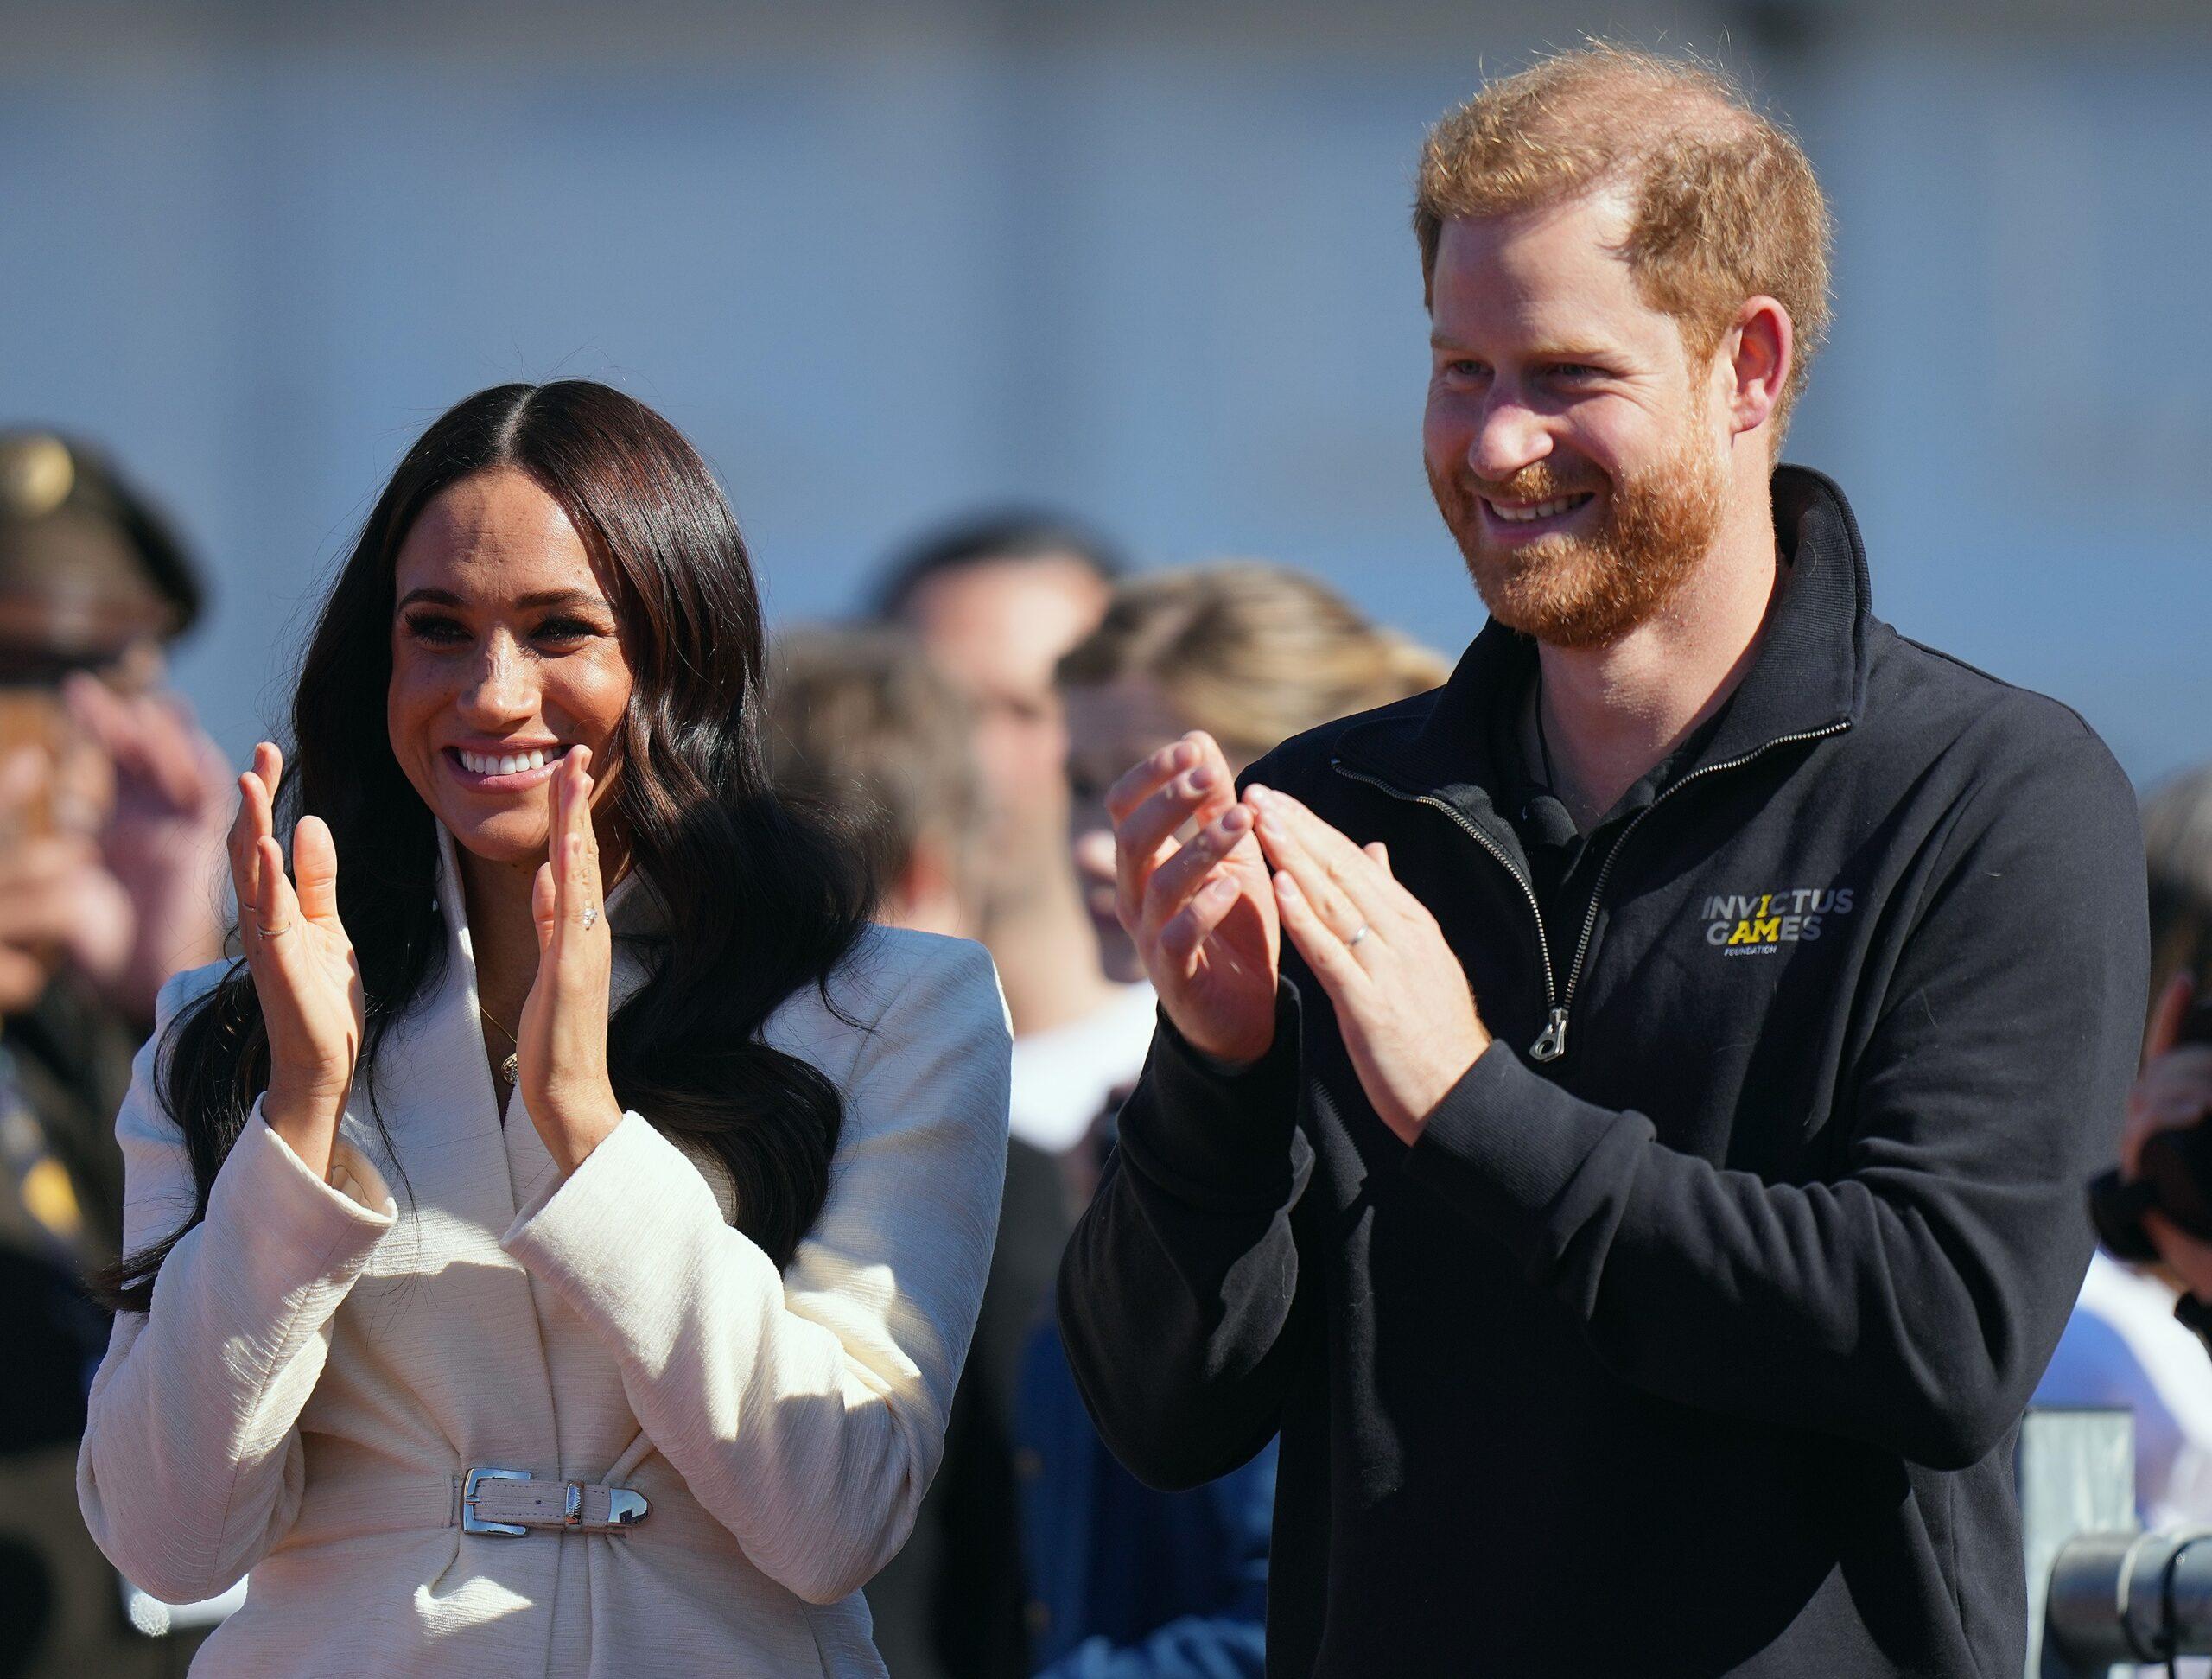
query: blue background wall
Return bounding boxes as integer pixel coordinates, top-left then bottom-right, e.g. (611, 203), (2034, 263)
(4, 1), (2208, 782)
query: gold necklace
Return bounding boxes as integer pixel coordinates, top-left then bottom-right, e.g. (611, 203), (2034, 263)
(478, 1003), (520, 1090)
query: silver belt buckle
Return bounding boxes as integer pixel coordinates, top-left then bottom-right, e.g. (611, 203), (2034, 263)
(461, 1466), (532, 1536)
(461, 1466), (652, 1535)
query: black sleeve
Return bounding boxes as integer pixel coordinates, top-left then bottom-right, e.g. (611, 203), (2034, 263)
(1056, 983), (1314, 1491)
(1403, 728), (2148, 1470)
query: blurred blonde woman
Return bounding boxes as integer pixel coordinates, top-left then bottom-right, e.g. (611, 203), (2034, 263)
(1060, 562), (1450, 984)
(1007, 563), (1446, 1678)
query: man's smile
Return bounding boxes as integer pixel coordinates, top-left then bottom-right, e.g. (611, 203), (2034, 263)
(1478, 490), (1597, 541)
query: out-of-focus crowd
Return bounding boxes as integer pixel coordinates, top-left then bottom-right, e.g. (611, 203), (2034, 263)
(0, 435), (234, 1673)
(0, 422), (2207, 1678)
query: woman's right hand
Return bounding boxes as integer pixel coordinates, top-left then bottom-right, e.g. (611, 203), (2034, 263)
(228, 742), (364, 1180)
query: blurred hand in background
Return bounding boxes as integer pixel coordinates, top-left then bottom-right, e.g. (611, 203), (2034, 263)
(2125, 973), (2212, 1301)
(60, 671), (228, 1021)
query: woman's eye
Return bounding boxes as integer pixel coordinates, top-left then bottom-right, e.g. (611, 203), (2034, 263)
(403, 613), (469, 645)
(534, 616), (598, 644)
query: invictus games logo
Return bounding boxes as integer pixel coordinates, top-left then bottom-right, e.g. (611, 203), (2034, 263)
(1702, 887), (1854, 956)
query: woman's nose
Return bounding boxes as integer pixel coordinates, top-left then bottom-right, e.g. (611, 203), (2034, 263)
(458, 638), (534, 722)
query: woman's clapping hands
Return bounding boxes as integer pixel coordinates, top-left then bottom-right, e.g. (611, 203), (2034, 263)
(227, 742), (363, 1180)
(516, 745), (622, 1174)
(225, 739), (620, 1181)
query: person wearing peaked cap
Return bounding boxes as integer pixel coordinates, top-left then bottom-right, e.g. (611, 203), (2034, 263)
(0, 429), (228, 1676)
(0, 429), (229, 1029)
(0, 431), (201, 678)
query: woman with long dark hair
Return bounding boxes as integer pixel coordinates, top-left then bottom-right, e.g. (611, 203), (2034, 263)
(75, 382), (1010, 1676)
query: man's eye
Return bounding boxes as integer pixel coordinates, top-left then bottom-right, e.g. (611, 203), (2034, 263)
(1548, 363), (1603, 379)
(403, 613), (469, 644)
(1441, 359), (1487, 379)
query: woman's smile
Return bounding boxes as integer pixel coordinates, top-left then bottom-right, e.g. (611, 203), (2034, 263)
(443, 740), (575, 792)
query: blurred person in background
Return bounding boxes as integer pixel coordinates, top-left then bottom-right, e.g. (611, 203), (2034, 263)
(0, 430), (226, 1677)
(764, 624), (1025, 1678)
(870, 512), (1148, 1679)
(1027, 561), (1446, 1678)
(1062, 564), (1452, 988)
(2037, 765), (2212, 1534)
(874, 511), (1146, 1065)
(766, 626), (984, 941)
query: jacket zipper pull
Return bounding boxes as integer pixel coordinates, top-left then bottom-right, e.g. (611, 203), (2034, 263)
(1529, 1008), (1569, 1063)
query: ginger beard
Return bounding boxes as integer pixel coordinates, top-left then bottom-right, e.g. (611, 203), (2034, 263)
(1428, 406), (1728, 650)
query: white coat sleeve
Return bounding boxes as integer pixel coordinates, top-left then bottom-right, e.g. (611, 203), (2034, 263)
(76, 967), (397, 1603)
(501, 935), (1011, 1605)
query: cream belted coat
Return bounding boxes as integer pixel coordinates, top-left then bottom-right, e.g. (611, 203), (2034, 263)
(77, 833), (1011, 1676)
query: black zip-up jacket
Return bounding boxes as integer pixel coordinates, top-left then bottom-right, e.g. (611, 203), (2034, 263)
(1058, 467), (2148, 1677)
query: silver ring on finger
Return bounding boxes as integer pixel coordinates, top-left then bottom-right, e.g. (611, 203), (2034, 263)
(1345, 923), (1371, 951)
(256, 920), (291, 938)
(580, 903), (599, 931)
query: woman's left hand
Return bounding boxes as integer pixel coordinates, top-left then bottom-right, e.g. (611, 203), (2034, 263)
(518, 746), (623, 1174)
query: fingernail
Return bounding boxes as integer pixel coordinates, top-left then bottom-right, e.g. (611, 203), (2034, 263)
(1245, 785), (1270, 805)
(1187, 766), (1215, 792)
(1219, 806), (1250, 834)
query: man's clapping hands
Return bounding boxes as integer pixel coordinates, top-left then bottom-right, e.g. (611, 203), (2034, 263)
(1109, 731), (1489, 1142)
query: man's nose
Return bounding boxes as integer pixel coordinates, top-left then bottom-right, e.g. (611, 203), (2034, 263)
(1072, 827), (1117, 878)
(1469, 391), (1553, 485)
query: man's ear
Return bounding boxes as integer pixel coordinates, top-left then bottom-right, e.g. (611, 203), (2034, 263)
(1719, 296), (1793, 440)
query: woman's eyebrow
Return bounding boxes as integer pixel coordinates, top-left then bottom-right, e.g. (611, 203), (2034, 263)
(395, 587), (609, 613)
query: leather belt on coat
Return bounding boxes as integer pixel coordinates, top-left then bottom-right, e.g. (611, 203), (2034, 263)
(460, 1466), (651, 1536)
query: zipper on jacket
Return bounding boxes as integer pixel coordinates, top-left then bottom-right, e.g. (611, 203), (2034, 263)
(1330, 760), (1565, 1059)
(1332, 717), (1849, 1064)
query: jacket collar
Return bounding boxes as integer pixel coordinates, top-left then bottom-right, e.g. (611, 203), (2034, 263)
(430, 822), (667, 1012)
(1335, 464), (1872, 805)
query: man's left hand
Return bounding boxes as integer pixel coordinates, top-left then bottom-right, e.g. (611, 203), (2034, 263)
(1245, 785), (1489, 1144)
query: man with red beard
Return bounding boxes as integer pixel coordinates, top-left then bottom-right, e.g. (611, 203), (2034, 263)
(1058, 45), (2147, 1678)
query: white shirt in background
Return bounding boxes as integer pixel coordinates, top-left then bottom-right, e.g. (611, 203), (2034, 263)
(1007, 983), (1159, 1157)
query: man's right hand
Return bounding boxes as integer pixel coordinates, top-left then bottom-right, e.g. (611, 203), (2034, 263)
(1109, 732), (1280, 1066)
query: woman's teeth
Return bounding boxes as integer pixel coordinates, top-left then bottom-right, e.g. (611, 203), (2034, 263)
(459, 747), (564, 776)
(1491, 495), (1588, 523)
